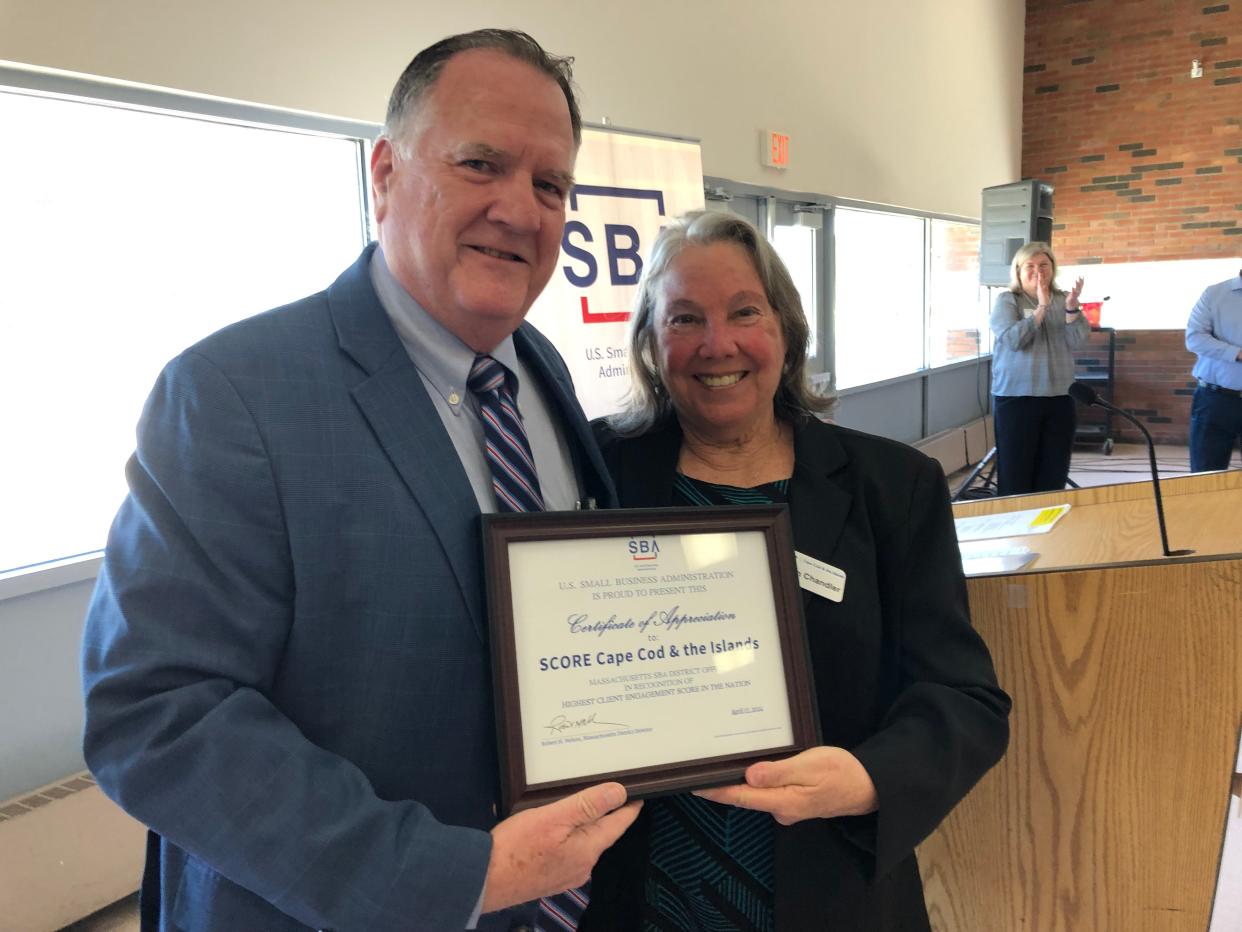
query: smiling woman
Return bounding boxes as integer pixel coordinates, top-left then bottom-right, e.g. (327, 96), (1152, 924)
(653, 240), (789, 458)
(609, 211), (830, 445)
(585, 210), (1011, 932)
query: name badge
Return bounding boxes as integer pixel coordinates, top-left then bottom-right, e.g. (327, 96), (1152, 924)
(795, 551), (845, 603)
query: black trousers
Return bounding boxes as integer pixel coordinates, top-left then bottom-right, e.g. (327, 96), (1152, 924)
(992, 394), (1077, 496)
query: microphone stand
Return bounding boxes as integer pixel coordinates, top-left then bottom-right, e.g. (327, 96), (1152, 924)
(1068, 382), (1193, 557)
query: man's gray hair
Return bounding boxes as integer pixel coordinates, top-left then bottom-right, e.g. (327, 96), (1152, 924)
(609, 210), (834, 436)
(383, 29), (581, 148)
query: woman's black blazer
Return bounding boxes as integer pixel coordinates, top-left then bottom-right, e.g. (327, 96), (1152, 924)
(581, 415), (1011, 932)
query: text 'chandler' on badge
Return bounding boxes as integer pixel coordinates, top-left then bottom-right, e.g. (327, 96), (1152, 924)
(794, 551), (845, 603)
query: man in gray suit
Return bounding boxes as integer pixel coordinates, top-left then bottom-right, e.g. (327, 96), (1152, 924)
(82, 29), (639, 931)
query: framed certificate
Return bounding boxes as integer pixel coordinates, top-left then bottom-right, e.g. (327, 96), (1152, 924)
(483, 505), (819, 814)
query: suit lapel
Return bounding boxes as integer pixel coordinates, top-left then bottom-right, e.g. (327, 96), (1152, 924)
(616, 418), (682, 507)
(788, 419), (853, 602)
(328, 247), (488, 641)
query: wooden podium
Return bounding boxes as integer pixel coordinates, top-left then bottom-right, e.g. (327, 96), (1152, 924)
(919, 470), (1242, 932)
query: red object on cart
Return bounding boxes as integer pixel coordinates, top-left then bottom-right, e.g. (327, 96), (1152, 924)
(1081, 301), (1103, 328)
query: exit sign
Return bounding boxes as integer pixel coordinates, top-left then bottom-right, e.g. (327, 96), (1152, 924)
(761, 130), (790, 169)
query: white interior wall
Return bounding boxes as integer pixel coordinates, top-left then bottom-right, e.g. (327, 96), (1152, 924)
(1058, 257), (1242, 329)
(0, 0), (1024, 217)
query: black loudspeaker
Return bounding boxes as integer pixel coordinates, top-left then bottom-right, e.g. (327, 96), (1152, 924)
(979, 179), (1054, 286)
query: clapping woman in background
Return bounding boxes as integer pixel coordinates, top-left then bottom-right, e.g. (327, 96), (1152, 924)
(989, 242), (1091, 495)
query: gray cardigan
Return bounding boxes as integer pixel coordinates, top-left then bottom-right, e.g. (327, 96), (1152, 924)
(990, 289), (1091, 397)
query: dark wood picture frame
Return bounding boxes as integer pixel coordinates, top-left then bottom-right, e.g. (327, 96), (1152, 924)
(482, 504), (819, 815)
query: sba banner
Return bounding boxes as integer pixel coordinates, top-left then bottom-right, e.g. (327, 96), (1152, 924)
(527, 127), (704, 419)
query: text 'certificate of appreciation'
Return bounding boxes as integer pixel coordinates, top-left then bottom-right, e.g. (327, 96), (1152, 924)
(510, 529), (792, 784)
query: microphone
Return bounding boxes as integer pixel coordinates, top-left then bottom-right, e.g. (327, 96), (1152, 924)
(1067, 382), (1193, 557)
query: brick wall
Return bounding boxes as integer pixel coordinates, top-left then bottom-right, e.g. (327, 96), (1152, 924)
(947, 329), (983, 357)
(1072, 328), (1198, 444)
(1023, 0), (1242, 265)
(942, 222), (980, 272)
(933, 221), (986, 365)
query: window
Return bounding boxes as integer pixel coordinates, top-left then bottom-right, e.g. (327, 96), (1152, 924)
(831, 209), (990, 388)
(705, 182), (988, 393)
(0, 77), (375, 574)
(770, 223), (819, 363)
(928, 219), (991, 368)
(832, 208), (926, 389)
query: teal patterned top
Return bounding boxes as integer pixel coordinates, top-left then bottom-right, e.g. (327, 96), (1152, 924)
(642, 472), (790, 932)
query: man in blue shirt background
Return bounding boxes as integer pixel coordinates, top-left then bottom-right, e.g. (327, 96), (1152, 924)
(1186, 268), (1242, 472)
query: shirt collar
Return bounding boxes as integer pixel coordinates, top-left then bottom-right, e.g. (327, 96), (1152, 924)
(369, 246), (522, 402)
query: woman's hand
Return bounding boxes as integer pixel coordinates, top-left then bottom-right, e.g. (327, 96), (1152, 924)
(1036, 267), (1053, 307)
(1065, 276), (1085, 312)
(692, 746), (878, 825)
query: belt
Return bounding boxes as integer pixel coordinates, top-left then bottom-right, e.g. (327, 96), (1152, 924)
(1199, 379), (1242, 397)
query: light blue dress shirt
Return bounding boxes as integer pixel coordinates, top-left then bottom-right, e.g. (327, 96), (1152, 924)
(1186, 273), (1242, 391)
(370, 247), (581, 512)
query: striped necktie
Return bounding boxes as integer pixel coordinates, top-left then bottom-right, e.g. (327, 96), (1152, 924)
(467, 355), (544, 513)
(466, 356), (590, 927)
(536, 884), (589, 931)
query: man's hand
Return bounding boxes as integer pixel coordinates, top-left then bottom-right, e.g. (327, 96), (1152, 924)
(693, 746), (878, 826)
(482, 782), (642, 912)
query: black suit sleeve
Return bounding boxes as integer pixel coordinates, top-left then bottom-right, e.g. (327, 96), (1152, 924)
(848, 453), (1011, 877)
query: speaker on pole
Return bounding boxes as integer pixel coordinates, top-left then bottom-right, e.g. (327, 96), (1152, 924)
(979, 179), (1054, 286)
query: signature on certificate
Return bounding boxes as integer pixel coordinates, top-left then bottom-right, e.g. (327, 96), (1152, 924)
(544, 711), (629, 735)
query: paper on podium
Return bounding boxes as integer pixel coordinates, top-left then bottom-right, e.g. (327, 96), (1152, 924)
(954, 504), (1071, 543)
(957, 541), (1039, 575)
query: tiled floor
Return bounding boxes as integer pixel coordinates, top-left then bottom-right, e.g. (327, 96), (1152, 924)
(1065, 441), (1197, 487)
(949, 442), (1200, 498)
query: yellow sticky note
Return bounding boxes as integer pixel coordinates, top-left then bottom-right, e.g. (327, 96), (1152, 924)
(1029, 506), (1065, 528)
